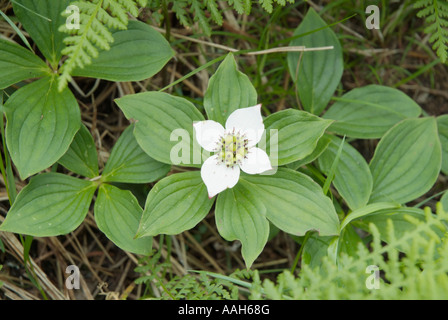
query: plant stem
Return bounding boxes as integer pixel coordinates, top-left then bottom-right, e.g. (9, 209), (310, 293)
(290, 231), (313, 274)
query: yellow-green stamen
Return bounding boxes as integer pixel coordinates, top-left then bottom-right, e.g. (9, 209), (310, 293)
(218, 132), (249, 167)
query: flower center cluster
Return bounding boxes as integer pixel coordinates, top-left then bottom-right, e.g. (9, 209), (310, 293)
(216, 131), (249, 168)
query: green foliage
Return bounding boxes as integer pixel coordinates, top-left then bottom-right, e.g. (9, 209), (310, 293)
(135, 249), (239, 299)
(0, 173), (97, 236)
(318, 135), (373, 211)
(101, 125), (171, 184)
(323, 85), (422, 139)
(241, 169), (340, 237)
(414, 0), (448, 63)
(0, 265), (3, 289)
(287, 8), (343, 115)
(58, 124), (99, 179)
(4, 75), (81, 180)
(95, 184), (153, 255)
(437, 115), (448, 175)
(12, 0), (71, 68)
(116, 52), (340, 268)
(369, 117), (441, 204)
(146, 0), (294, 36)
(0, 38), (51, 90)
(115, 91), (205, 167)
(69, 20), (174, 82)
(216, 179), (270, 269)
(260, 109), (333, 166)
(136, 171), (214, 237)
(2, 0), (448, 299)
(58, 0), (148, 90)
(250, 204), (448, 300)
(0, 126), (167, 255)
(163, 272), (238, 300)
(204, 53), (257, 126)
(258, 0), (293, 14)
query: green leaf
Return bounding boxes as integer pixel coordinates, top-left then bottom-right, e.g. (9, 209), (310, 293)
(355, 207), (426, 240)
(58, 124), (99, 178)
(102, 125), (170, 183)
(437, 115), (448, 175)
(318, 135), (373, 210)
(136, 171), (214, 237)
(441, 191), (448, 212)
(242, 168), (340, 236)
(0, 173), (96, 236)
(287, 135), (331, 170)
(12, 0), (70, 67)
(203, 53), (258, 125)
(299, 232), (331, 268)
(337, 224), (363, 259)
(259, 109), (333, 166)
(340, 202), (400, 231)
(287, 8), (343, 115)
(321, 135), (345, 196)
(115, 91), (205, 167)
(4, 76), (81, 179)
(369, 117), (442, 204)
(72, 20), (174, 82)
(324, 85), (422, 139)
(0, 39), (50, 89)
(354, 207), (445, 254)
(301, 225), (362, 269)
(94, 184), (152, 255)
(215, 180), (269, 268)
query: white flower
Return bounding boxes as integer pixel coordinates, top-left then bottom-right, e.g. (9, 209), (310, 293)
(193, 104), (272, 198)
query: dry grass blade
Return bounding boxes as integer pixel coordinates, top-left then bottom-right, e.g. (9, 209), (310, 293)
(1, 281), (39, 300)
(0, 229), (66, 300)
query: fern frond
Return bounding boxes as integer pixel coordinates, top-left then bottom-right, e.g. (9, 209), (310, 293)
(134, 249), (239, 300)
(147, 0), (294, 36)
(258, 0), (294, 14)
(171, 0), (190, 27)
(58, 0), (147, 91)
(414, 0), (448, 63)
(227, 0), (249, 15)
(206, 0), (223, 26)
(189, 0), (211, 36)
(254, 204), (448, 300)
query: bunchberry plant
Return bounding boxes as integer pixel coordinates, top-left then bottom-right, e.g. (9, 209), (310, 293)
(193, 104), (272, 198)
(115, 51), (338, 267)
(0, 0), (447, 300)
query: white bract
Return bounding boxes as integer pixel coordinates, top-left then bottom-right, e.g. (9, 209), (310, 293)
(193, 104), (272, 198)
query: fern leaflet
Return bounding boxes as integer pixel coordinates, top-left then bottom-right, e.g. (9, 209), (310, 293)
(58, 0), (147, 91)
(415, 0), (448, 63)
(258, 0), (294, 14)
(147, 0), (295, 36)
(135, 249), (239, 300)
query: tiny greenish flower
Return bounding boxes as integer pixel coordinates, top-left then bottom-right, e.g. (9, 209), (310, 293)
(193, 104), (272, 198)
